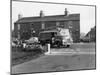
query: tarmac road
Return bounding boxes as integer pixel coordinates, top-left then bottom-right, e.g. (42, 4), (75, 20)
(11, 43), (96, 74)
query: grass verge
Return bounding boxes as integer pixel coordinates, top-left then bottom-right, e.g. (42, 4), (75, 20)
(11, 47), (44, 66)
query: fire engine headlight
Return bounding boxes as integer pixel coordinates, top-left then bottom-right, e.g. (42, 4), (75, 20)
(62, 40), (66, 43)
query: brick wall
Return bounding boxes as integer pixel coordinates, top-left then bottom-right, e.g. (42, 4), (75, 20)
(14, 20), (80, 42)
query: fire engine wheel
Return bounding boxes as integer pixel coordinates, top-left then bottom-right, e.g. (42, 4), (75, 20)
(57, 42), (61, 48)
(66, 45), (70, 47)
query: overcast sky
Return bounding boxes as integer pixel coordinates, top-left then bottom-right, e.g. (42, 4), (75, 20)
(12, 1), (95, 34)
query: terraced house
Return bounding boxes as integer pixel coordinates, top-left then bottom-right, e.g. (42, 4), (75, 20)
(14, 8), (80, 42)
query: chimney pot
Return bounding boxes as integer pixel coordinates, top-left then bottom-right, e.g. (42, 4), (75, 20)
(18, 14), (22, 19)
(65, 8), (68, 16)
(40, 10), (44, 17)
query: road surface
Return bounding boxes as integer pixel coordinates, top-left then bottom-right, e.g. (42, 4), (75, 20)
(12, 43), (96, 74)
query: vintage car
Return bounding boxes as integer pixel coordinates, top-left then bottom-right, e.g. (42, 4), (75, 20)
(23, 37), (42, 50)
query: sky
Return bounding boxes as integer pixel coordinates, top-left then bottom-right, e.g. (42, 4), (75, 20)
(12, 1), (95, 34)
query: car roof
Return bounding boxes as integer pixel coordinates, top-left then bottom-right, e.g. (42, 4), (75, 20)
(39, 30), (58, 33)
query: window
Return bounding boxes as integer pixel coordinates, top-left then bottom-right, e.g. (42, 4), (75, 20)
(41, 22), (45, 29)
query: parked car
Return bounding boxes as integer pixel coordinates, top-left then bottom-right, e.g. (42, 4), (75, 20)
(12, 38), (22, 48)
(12, 42), (16, 47)
(23, 37), (42, 50)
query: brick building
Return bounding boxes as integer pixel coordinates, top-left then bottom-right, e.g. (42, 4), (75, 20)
(85, 26), (96, 42)
(14, 8), (80, 42)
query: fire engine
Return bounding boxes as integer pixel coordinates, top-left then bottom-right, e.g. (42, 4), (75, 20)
(39, 28), (73, 47)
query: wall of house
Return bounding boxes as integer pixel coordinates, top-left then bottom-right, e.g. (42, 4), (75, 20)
(14, 23), (18, 38)
(45, 21), (56, 28)
(31, 22), (41, 37)
(14, 20), (80, 42)
(20, 23), (31, 40)
(86, 26), (96, 42)
(71, 20), (80, 42)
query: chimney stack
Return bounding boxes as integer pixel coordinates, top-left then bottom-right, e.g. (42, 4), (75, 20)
(40, 10), (44, 17)
(64, 8), (68, 16)
(18, 14), (22, 20)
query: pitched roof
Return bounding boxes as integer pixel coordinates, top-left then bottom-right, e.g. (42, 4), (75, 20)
(15, 14), (80, 23)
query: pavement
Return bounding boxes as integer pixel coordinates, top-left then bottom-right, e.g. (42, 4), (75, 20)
(11, 43), (96, 74)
